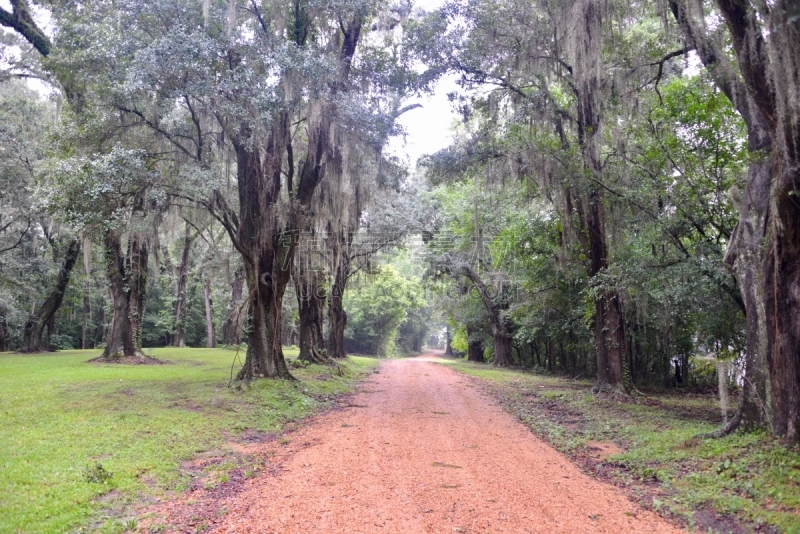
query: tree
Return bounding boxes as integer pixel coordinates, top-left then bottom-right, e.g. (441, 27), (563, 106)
(421, 180), (518, 366)
(667, 0), (800, 441)
(414, 0), (753, 394)
(164, 222), (196, 348)
(43, 0), (417, 380)
(293, 259), (329, 364)
(20, 236), (81, 352)
(711, 0), (800, 443)
(0, 81), (89, 353)
(0, 0), (51, 57)
(221, 265), (245, 346)
(43, 148), (169, 358)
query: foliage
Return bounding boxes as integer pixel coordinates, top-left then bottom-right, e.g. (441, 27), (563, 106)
(344, 266), (427, 356)
(415, 0), (748, 386)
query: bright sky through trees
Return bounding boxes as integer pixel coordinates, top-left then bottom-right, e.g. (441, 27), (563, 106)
(385, 0), (459, 167)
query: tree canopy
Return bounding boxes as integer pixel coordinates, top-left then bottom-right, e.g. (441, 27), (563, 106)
(1, 0), (799, 445)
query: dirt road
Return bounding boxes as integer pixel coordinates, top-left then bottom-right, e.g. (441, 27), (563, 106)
(196, 354), (683, 533)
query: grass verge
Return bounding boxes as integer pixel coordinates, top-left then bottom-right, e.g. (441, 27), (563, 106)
(440, 359), (800, 534)
(0, 348), (378, 534)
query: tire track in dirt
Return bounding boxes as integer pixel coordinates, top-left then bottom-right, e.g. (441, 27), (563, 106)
(196, 353), (683, 533)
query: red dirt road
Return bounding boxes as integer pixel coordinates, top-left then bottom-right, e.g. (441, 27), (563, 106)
(201, 354), (683, 534)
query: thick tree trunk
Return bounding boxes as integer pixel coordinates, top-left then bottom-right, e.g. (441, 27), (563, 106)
(237, 259), (292, 381)
(313, 283), (326, 352)
(128, 233), (148, 353)
(444, 326), (454, 356)
(327, 265), (348, 360)
(467, 327), (484, 362)
(767, 175), (800, 442)
(230, 12), (359, 381)
(101, 230), (147, 359)
(756, 0), (800, 444)
(102, 231), (136, 358)
(172, 223), (193, 347)
(455, 265), (514, 367)
(222, 266), (245, 345)
(490, 320), (514, 366)
(204, 277), (215, 348)
(296, 272), (329, 364)
(42, 315), (55, 352)
(723, 157), (771, 430)
(669, 0), (771, 432)
(592, 289), (629, 392)
(701, 0), (800, 442)
(20, 236), (81, 353)
(232, 139), (294, 382)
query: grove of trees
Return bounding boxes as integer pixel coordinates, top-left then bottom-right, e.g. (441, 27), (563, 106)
(1, 0), (799, 445)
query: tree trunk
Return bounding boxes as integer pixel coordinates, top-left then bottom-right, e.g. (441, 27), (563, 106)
(582, 182), (629, 390)
(127, 232), (148, 353)
(313, 282), (326, 352)
(102, 231), (135, 358)
(490, 319), (514, 366)
(0, 312), (7, 352)
(669, 0), (771, 432)
(566, 0), (630, 394)
(172, 223), (194, 347)
(232, 139), (294, 382)
(42, 315), (55, 352)
(444, 325), (454, 356)
(222, 266), (245, 345)
(760, 0), (800, 445)
(724, 0), (800, 443)
(327, 264), (348, 359)
(684, 0), (800, 442)
(592, 289), (629, 392)
(454, 265), (514, 367)
(766, 173), (800, 442)
(238, 260), (292, 380)
(229, 11), (360, 382)
(101, 230), (147, 359)
(723, 156), (771, 431)
(295, 272), (329, 364)
(467, 326), (484, 362)
(204, 276), (215, 348)
(20, 236), (81, 352)
(81, 293), (91, 349)
(531, 341), (540, 367)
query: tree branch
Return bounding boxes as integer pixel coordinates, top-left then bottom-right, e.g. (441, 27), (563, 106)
(0, 1), (51, 56)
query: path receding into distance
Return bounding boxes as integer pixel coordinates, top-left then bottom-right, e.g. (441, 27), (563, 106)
(180, 353), (684, 533)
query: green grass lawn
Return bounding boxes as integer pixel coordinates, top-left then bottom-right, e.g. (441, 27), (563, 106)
(0, 348), (378, 534)
(441, 360), (800, 534)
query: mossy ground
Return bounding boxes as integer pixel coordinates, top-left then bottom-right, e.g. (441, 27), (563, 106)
(0, 348), (377, 534)
(441, 360), (800, 534)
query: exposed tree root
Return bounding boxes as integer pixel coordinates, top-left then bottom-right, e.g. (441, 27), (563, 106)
(87, 354), (167, 365)
(592, 377), (647, 399)
(298, 348), (333, 366)
(591, 382), (630, 398)
(694, 409), (742, 439)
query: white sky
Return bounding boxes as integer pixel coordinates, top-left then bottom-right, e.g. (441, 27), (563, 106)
(384, 0), (461, 169)
(386, 73), (462, 168)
